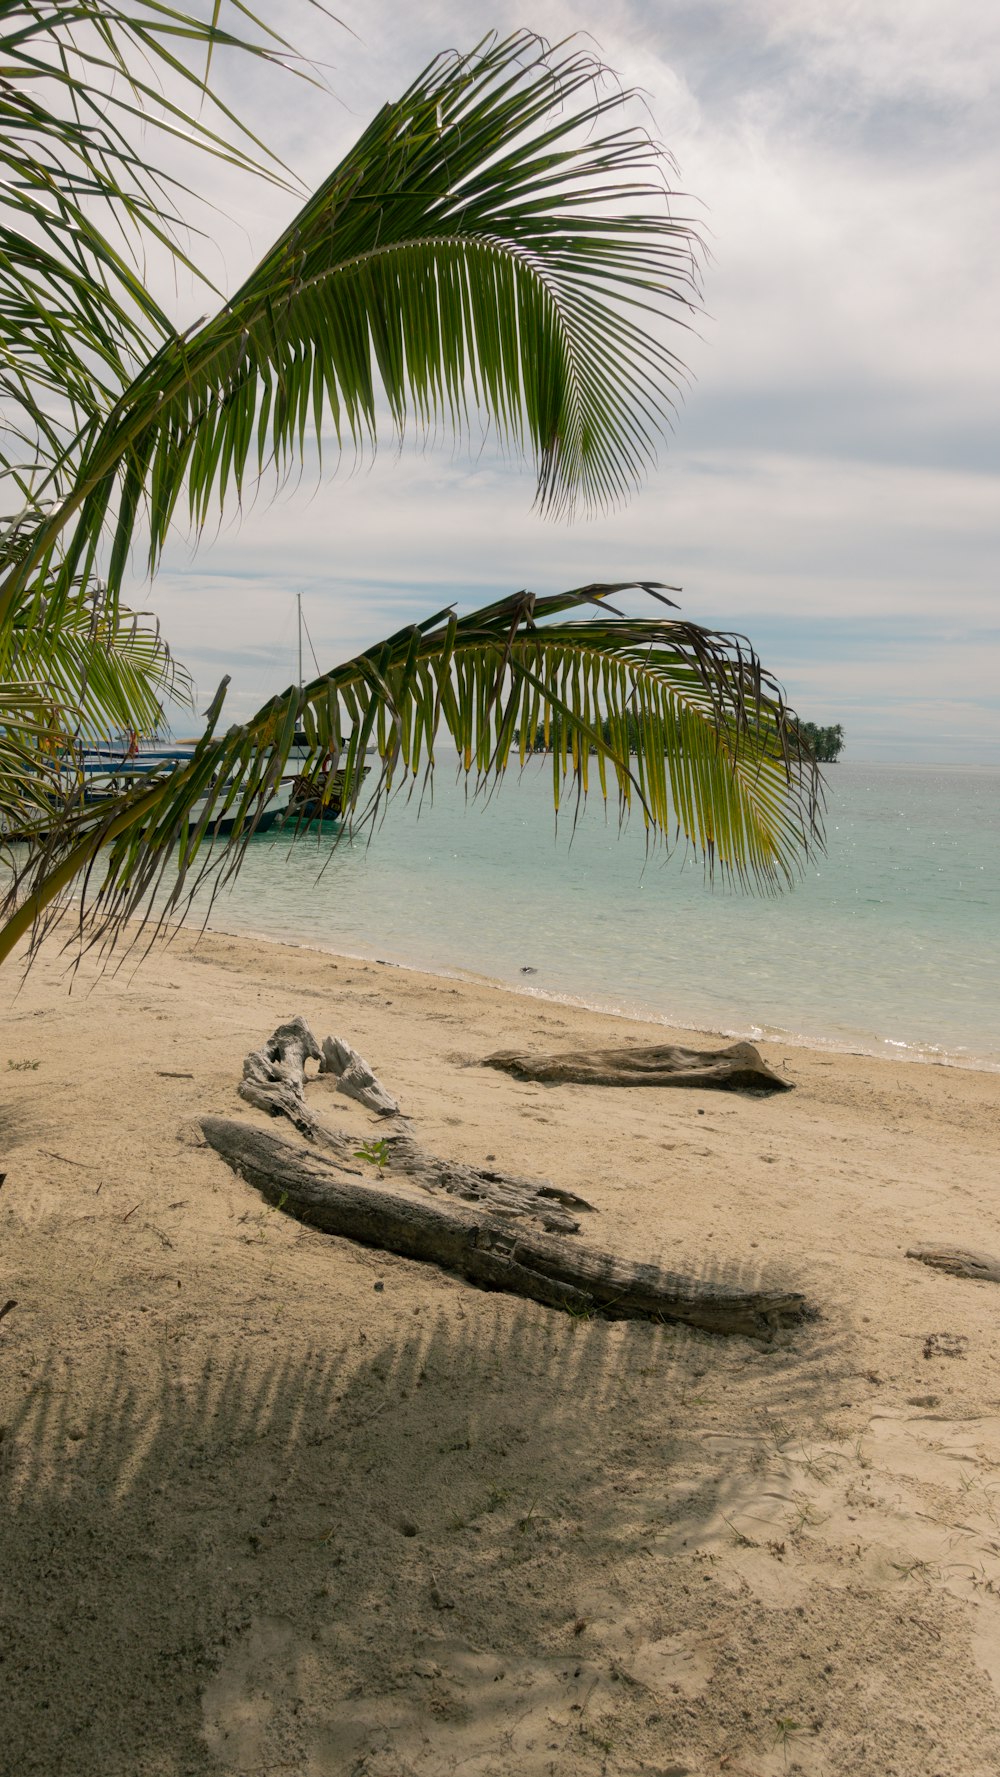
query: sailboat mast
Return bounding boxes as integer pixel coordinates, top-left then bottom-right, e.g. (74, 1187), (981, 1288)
(297, 592), (303, 693)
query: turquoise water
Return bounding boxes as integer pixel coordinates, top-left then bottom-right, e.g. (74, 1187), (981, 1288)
(203, 762), (1000, 1069)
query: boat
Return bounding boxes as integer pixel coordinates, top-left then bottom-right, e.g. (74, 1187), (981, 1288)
(69, 598), (367, 836)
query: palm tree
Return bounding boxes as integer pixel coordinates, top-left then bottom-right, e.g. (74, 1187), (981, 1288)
(0, 9), (822, 967)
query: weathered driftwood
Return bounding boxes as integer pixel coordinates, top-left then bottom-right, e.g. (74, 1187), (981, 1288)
(238, 1019), (593, 1233)
(239, 1016), (328, 1143)
(907, 1245), (1000, 1284)
(319, 1035), (399, 1116)
(382, 1130), (592, 1235)
(240, 1017), (397, 1125)
(201, 1116), (807, 1338)
(482, 1039), (791, 1096)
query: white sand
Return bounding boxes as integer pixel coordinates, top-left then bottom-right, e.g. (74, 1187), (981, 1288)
(2, 925), (999, 1776)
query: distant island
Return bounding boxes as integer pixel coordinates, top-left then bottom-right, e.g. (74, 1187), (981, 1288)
(798, 722), (845, 762)
(516, 716), (846, 762)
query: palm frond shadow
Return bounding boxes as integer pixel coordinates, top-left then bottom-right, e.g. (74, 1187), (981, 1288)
(1, 1296), (853, 1773)
(0, 1097), (37, 1151)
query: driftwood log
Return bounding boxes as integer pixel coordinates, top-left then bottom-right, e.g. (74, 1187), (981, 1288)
(318, 1034), (399, 1116)
(202, 1116), (808, 1338)
(907, 1245), (1000, 1284)
(238, 1017), (592, 1234)
(482, 1040), (791, 1095)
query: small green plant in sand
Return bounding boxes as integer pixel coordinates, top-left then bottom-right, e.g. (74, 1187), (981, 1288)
(797, 1447), (836, 1484)
(968, 1560), (1000, 1598)
(354, 1138), (391, 1174)
(787, 1493), (829, 1535)
(723, 1515), (759, 1549)
(7, 1058), (39, 1070)
(889, 1555), (936, 1584)
(517, 1497), (541, 1535)
(958, 1472), (1000, 1525)
(760, 1414), (796, 1452)
(773, 1714), (803, 1766)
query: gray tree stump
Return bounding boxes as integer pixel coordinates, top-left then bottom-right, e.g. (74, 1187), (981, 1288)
(201, 1116), (808, 1338)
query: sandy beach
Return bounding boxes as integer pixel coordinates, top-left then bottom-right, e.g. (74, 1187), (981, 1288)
(2, 924), (999, 1777)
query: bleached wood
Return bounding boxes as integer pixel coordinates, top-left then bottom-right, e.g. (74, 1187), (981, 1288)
(201, 1117), (808, 1338)
(907, 1245), (1000, 1284)
(482, 1039), (791, 1095)
(319, 1035), (399, 1116)
(237, 1020), (592, 1232)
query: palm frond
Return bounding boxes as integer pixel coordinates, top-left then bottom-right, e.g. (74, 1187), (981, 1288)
(0, 579), (190, 858)
(0, 586), (824, 967)
(0, 683), (72, 839)
(0, 2), (323, 504)
(1, 31), (703, 632)
(4, 585), (190, 733)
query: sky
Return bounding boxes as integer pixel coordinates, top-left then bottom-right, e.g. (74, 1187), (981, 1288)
(144, 0), (999, 762)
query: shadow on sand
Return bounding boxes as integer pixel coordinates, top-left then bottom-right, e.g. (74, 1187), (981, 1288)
(1, 1279), (852, 1777)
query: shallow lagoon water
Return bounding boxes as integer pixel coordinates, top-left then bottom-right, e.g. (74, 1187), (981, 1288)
(201, 761), (1000, 1069)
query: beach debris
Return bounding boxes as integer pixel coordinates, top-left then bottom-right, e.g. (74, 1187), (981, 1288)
(907, 1245), (1000, 1285)
(319, 1035), (399, 1116)
(480, 1039), (791, 1095)
(241, 1017), (397, 1123)
(199, 1116), (808, 1338)
(240, 1017), (325, 1142)
(238, 1019), (592, 1233)
(0, 1298), (16, 1324)
(922, 1332), (968, 1360)
(39, 1148), (96, 1169)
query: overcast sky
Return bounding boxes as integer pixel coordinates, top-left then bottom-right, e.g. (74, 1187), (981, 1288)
(146, 0), (999, 762)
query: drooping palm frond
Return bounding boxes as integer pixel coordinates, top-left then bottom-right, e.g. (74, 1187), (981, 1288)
(6, 583), (190, 735)
(0, 586), (823, 968)
(0, 30), (703, 636)
(0, 576), (190, 856)
(0, 2), (326, 863)
(0, 0), (323, 503)
(0, 683), (72, 837)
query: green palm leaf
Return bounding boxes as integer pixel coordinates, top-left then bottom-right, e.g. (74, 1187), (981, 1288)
(0, 1), (318, 504)
(1, 26), (822, 982)
(0, 581), (190, 857)
(0, 586), (823, 967)
(0, 2), (324, 855)
(1, 31), (702, 632)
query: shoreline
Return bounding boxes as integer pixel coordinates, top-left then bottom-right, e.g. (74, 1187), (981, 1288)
(203, 915), (1000, 1076)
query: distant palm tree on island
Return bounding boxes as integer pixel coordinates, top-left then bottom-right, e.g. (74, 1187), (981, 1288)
(798, 724), (845, 763)
(1, 12), (824, 968)
(517, 715), (845, 763)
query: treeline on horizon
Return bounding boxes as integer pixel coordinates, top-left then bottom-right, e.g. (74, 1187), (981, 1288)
(515, 717), (845, 761)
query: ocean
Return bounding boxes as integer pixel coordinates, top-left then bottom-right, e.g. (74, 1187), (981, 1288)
(202, 761), (1000, 1070)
